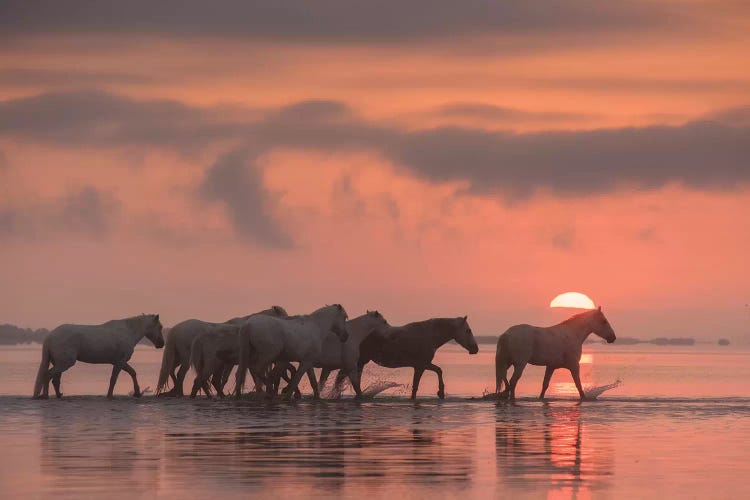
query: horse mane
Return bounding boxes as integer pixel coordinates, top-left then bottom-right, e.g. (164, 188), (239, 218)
(560, 309), (596, 326)
(401, 317), (458, 330)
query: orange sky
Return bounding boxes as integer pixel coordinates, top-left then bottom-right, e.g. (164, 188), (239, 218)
(1, 1), (749, 340)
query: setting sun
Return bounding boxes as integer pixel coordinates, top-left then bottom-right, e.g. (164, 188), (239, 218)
(550, 292), (596, 309)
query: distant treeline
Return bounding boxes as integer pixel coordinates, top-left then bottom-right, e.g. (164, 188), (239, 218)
(0, 324), (49, 345)
(479, 334), (730, 346)
(598, 337), (696, 346)
(0, 324), (169, 346)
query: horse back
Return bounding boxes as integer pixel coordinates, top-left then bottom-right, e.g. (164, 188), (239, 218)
(47, 323), (134, 364)
(360, 325), (436, 368)
(499, 324), (569, 367)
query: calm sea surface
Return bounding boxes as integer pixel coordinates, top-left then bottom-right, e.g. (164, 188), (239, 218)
(1, 343), (748, 498)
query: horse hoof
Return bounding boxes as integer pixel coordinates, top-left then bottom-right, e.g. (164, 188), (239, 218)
(33, 395), (49, 400)
(133, 392), (142, 398)
(437, 390), (445, 399)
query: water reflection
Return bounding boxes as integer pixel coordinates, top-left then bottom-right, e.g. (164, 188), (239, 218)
(162, 401), (475, 494)
(39, 400), (162, 496)
(495, 402), (613, 495)
(26, 397), (623, 497)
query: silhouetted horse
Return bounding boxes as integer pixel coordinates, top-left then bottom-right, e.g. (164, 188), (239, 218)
(33, 314), (164, 399)
(156, 306), (287, 397)
(358, 316), (478, 399)
(496, 306), (616, 400)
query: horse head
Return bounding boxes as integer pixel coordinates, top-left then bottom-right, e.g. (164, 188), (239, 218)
(323, 304), (349, 343)
(270, 305), (288, 317)
(144, 314), (164, 348)
(591, 306), (616, 343)
(454, 316), (479, 354)
(366, 309), (389, 328)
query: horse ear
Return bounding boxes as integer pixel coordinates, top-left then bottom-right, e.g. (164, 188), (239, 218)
(597, 306), (601, 311)
(463, 315), (468, 322)
(154, 314), (160, 322)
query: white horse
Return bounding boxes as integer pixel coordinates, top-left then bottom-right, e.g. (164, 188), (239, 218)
(495, 307), (616, 400)
(235, 304), (349, 399)
(189, 327), (301, 399)
(156, 306), (287, 396)
(32, 314), (164, 399)
(317, 310), (389, 397)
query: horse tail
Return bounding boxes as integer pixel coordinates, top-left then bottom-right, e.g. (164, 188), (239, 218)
(495, 333), (509, 394)
(156, 329), (178, 395)
(234, 323), (253, 397)
(189, 336), (213, 397)
(33, 338), (51, 398)
(189, 336), (203, 376)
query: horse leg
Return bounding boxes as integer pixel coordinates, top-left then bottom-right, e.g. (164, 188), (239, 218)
(280, 363), (301, 399)
(569, 365), (587, 400)
(189, 376), (201, 398)
(347, 368), (363, 399)
(107, 365), (122, 398)
(307, 369), (320, 399)
(211, 364), (226, 398)
(174, 363), (190, 397)
(218, 363), (234, 397)
(283, 361), (310, 400)
(427, 363), (445, 399)
(540, 367), (555, 399)
(410, 368), (425, 400)
(201, 378), (214, 399)
(47, 358), (74, 399)
(508, 362), (527, 401)
(40, 369), (51, 399)
(318, 368), (332, 393)
(496, 357), (510, 396)
(121, 363), (141, 397)
(51, 373), (62, 398)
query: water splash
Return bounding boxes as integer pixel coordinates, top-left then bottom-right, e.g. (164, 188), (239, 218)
(475, 380), (622, 401)
(584, 379), (622, 400)
(128, 386), (153, 397)
(362, 380), (405, 398)
(322, 377), (348, 399)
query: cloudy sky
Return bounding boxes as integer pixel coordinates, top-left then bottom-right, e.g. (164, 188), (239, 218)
(1, 1), (749, 339)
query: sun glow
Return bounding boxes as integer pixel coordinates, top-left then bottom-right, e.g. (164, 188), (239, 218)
(550, 292), (596, 309)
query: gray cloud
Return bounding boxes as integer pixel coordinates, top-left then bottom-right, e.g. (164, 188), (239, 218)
(705, 106), (750, 127)
(0, 68), (153, 87)
(0, 187), (120, 239)
(383, 121), (750, 197)
(2, 90), (750, 241)
(434, 102), (592, 123)
(0, 90), (242, 151)
(0, 1), (676, 43)
(198, 150), (293, 249)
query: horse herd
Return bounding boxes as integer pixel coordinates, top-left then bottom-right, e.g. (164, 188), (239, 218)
(31, 304), (616, 401)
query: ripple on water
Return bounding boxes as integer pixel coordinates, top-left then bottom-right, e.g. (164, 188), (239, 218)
(0, 395), (749, 498)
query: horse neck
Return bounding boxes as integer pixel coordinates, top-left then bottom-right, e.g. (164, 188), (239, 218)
(123, 317), (148, 343)
(310, 309), (336, 334)
(427, 319), (456, 349)
(350, 315), (384, 341)
(561, 315), (594, 344)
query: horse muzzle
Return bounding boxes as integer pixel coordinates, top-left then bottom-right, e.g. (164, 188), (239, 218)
(607, 337), (616, 344)
(154, 340), (165, 349)
(468, 344), (479, 355)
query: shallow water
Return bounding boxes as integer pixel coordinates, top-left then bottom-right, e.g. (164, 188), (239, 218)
(1, 344), (749, 498)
